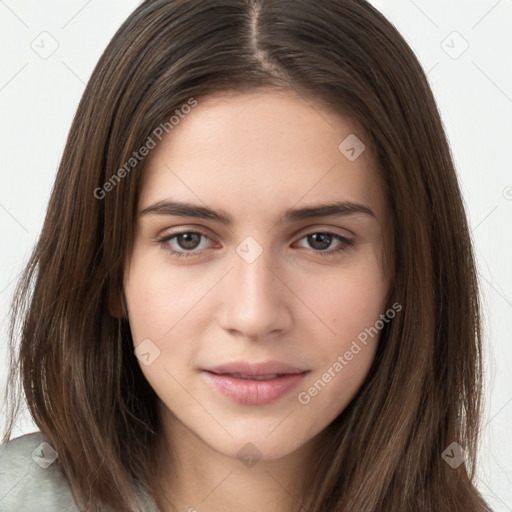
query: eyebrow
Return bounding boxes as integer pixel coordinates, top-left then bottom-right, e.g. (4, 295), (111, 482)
(139, 199), (376, 224)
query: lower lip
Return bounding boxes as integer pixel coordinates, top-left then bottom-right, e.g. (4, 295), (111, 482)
(202, 371), (309, 405)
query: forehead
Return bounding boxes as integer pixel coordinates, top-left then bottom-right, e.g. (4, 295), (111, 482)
(138, 89), (385, 223)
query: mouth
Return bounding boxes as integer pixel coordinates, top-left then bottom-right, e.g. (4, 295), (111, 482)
(201, 361), (309, 405)
(208, 372), (291, 380)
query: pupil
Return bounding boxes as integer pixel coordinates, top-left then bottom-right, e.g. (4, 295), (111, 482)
(309, 233), (331, 250)
(178, 233), (200, 250)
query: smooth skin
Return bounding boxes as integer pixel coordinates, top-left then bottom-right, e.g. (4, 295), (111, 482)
(121, 89), (391, 512)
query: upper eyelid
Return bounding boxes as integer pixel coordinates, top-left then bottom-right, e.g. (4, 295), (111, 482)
(160, 223), (354, 239)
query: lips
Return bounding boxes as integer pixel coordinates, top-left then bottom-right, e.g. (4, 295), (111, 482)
(205, 361), (307, 377)
(202, 361), (309, 405)
(219, 373), (285, 380)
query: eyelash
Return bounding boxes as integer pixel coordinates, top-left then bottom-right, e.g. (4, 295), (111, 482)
(156, 230), (354, 259)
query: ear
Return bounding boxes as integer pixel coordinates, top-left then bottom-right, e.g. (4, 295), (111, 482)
(109, 285), (127, 319)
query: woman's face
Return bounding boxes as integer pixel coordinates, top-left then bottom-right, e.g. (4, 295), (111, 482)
(123, 89), (391, 462)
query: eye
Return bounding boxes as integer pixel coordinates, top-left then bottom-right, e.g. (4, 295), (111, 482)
(295, 231), (354, 256)
(157, 231), (213, 258)
(157, 229), (353, 259)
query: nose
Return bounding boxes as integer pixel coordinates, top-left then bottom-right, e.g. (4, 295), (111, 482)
(217, 244), (293, 340)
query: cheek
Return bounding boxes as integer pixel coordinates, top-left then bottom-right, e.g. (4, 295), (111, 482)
(123, 249), (222, 398)
(298, 341), (377, 430)
(294, 253), (387, 415)
(124, 250), (210, 342)
(303, 251), (388, 345)
(123, 254), (209, 396)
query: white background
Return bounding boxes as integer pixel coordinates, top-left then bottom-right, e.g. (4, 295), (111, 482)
(0, 0), (510, 509)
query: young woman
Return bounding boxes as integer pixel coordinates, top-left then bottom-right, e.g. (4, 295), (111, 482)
(0, 0), (492, 511)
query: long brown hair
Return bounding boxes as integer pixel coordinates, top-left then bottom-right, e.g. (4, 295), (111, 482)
(2, 0), (491, 510)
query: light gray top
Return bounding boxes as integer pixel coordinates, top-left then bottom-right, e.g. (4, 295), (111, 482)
(0, 431), (160, 512)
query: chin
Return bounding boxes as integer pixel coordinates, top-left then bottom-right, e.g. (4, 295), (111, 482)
(202, 424), (315, 464)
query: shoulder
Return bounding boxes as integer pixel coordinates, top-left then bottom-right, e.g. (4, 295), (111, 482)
(0, 430), (81, 512)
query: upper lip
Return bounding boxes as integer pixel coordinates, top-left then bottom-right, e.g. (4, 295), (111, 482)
(204, 361), (308, 377)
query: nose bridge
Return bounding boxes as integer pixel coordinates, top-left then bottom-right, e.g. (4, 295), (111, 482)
(219, 239), (290, 337)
